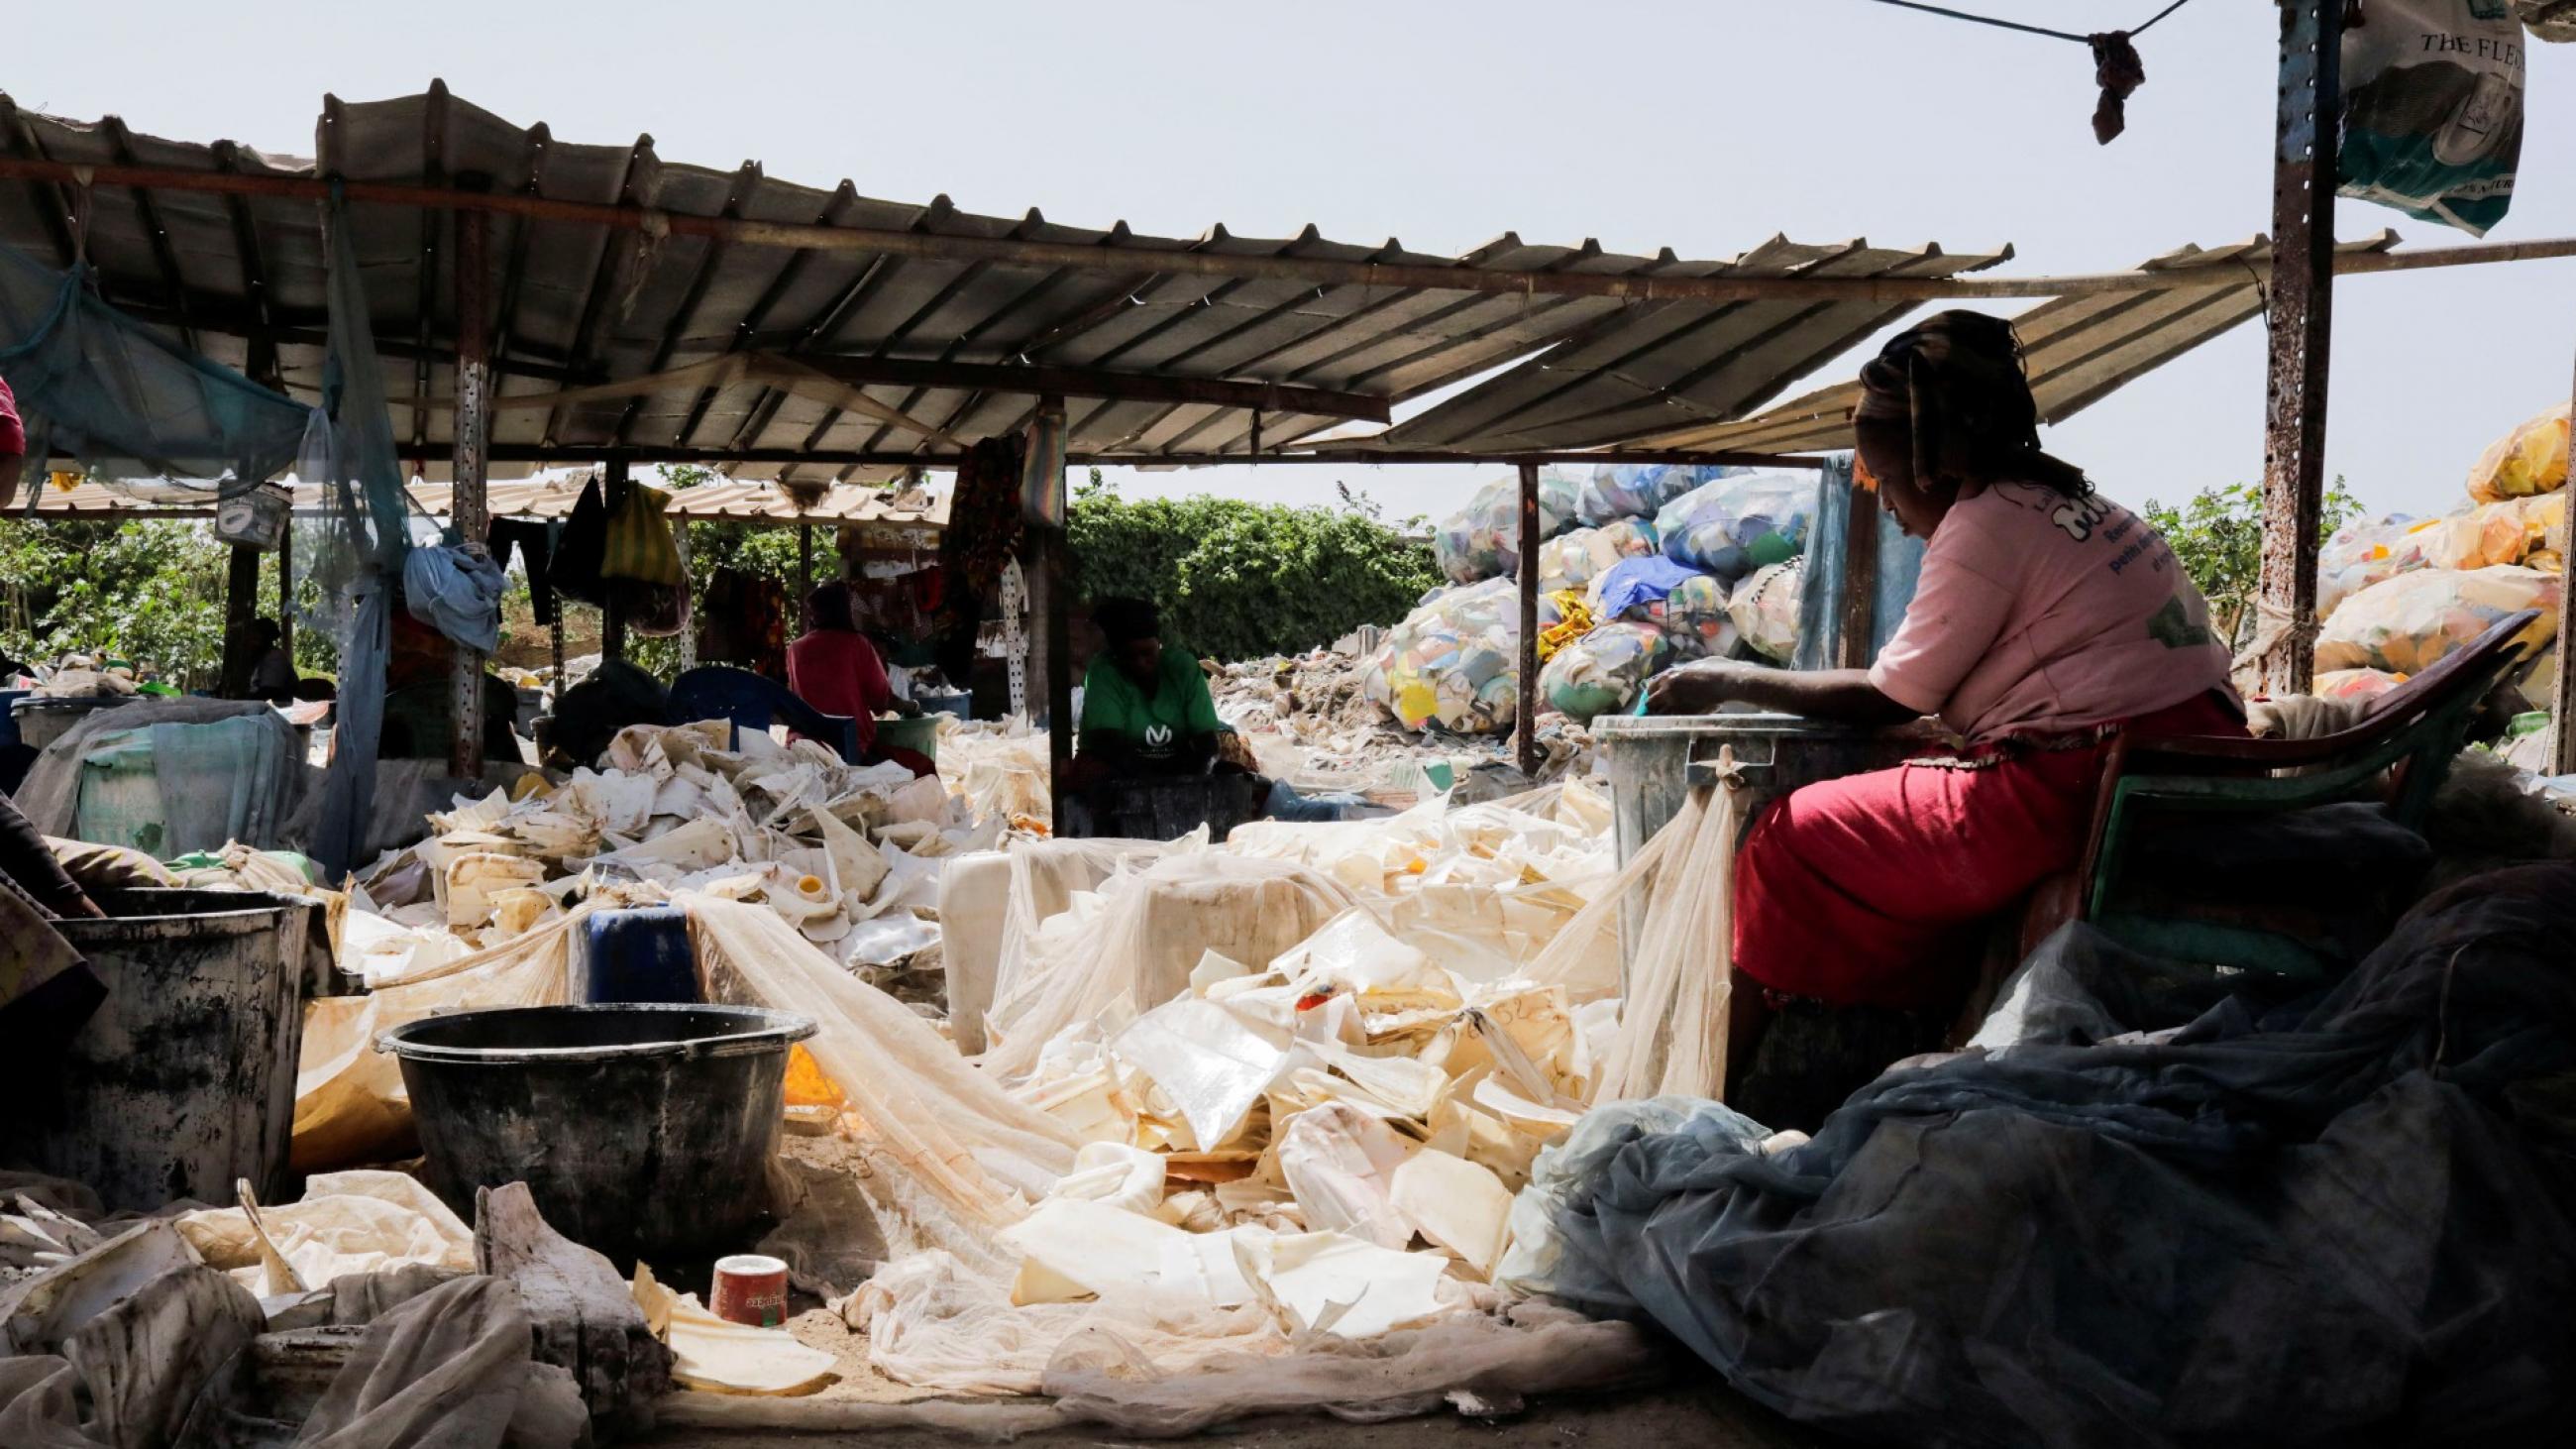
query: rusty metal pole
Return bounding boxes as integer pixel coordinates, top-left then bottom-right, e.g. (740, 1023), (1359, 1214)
(220, 544), (261, 697)
(1033, 398), (1075, 830)
(1516, 462), (1541, 778)
(2555, 341), (2576, 776)
(449, 208), (491, 777)
(2253, 0), (2342, 696)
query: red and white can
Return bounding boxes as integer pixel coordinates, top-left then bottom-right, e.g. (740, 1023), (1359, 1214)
(710, 1253), (791, 1327)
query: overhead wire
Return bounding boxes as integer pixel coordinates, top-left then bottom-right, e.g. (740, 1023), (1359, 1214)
(1851, 0), (2199, 45)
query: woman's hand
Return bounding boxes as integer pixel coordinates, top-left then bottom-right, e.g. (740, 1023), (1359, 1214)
(1643, 659), (1759, 716)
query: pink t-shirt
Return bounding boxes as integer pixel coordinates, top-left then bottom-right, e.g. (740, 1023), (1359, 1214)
(1869, 483), (2236, 742)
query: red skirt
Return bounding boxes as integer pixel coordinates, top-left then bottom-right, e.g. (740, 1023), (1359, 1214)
(1731, 693), (2244, 1010)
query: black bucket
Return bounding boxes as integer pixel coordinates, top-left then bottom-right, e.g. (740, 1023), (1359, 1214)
(378, 1003), (816, 1265)
(9, 889), (311, 1213)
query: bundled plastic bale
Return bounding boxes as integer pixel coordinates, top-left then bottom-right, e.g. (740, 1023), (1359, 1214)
(1430, 471), (1581, 585)
(1727, 559), (1805, 663)
(2414, 493), (2567, 573)
(1654, 472), (1817, 580)
(2312, 564), (2561, 677)
(2466, 401), (2569, 503)
(2318, 514), (2426, 621)
(1536, 518), (1659, 596)
(1577, 463), (1736, 526)
(1381, 578), (1563, 734)
(2512, 638), (2559, 716)
(1658, 574), (1737, 659)
(2316, 668), (2409, 703)
(1540, 621), (1675, 722)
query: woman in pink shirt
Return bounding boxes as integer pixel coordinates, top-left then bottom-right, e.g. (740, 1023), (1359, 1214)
(1645, 311), (2242, 1115)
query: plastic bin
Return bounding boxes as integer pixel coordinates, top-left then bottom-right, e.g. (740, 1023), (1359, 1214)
(876, 715), (941, 763)
(12, 889), (312, 1212)
(379, 1003), (816, 1264)
(12, 695), (127, 753)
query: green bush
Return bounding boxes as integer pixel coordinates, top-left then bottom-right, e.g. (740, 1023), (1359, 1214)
(1067, 473), (1439, 662)
(2142, 478), (2362, 652)
(0, 518), (231, 686)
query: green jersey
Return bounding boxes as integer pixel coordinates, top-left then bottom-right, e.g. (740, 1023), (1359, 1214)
(1080, 650), (1221, 763)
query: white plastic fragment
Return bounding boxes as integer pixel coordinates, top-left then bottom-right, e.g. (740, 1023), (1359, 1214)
(1389, 1148), (1512, 1281)
(1233, 1230), (1451, 1340)
(1110, 998), (1293, 1153)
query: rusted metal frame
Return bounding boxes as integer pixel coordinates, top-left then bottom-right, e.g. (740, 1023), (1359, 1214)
(2022, 283), (2264, 422)
(600, 456), (631, 664)
(786, 355), (1387, 422)
(1307, 291), (1606, 408)
(100, 117), (200, 357)
(1837, 482), (1881, 671)
(678, 183), (858, 452)
(858, 253), (1080, 456)
(392, 441), (1826, 469)
(542, 131), (657, 450)
(18, 155), (2576, 302)
(220, 543), (262, 698)
(450, 207), (493, 778)
(730, 249), (898, 460)
(1011, 268), (1163, 362)
(1516, 462), (1541, 778)
(1030, 396), (1075, 828)
(209, 141), (282, 389)
(407, 85), (450, 454)
(0, 97), (83, 267)
(2556, 339), (2576, 777)
(794, 223), (969, 456)
(2253, 0), (2342, 695)
(614, 161), (762, 448)
(1060, 276), (1262, 443)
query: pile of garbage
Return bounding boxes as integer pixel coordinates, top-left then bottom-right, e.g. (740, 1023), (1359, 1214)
(1389, 466), (1821, 735)
(2314, 400), (2566, 706)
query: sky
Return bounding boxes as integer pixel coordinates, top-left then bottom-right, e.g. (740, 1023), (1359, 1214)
(14, 0), (2574, 525)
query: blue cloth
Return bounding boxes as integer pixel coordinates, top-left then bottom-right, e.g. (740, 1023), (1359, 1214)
(576, 907), (699, 1004)
(403, 544), (507, 653)
(1264, 778), (1388, 823)
(1594, 556), (1703, 620)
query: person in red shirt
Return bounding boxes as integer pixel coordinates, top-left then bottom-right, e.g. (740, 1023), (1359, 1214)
(0, 375), (27, 510)
(788, 583), (932, 777)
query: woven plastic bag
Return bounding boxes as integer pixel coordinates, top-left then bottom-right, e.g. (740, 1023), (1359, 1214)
(2337, 0), (2525, 237)
(1536, 518), (1660, 596)
(1654, 472), (1816, 580)
(1540, 620), (1674, 722)
(1727, 559), (1805, 663)
(2468, 404), (2569, 502)
(2311, 564), (2561, 677)
(1381, 578), (1563, 734)
(1577, 463), (1735, 526)
(1430, 471), (1580, 585)
(1659, 573), (1738, 658)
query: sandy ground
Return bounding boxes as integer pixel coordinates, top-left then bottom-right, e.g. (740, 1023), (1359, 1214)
(642, 1376), (1835, 1447)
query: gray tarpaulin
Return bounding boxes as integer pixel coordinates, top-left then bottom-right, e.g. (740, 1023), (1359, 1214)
(1521, 863), (2576, 1447)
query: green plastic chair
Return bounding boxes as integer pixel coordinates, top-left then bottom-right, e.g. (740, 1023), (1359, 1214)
(2066, 609), (2545, 980)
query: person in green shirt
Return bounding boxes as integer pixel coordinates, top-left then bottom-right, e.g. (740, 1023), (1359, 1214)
(1075, 597), (1226, 782)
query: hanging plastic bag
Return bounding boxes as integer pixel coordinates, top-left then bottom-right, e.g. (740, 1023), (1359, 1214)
(1654, 472), (1816, 580)
(1430, 471), (1580, 585)
(602, 482), (685, 586)
(1727, 559), (1804, 663)
(1536, 518), (1659, 596)
(1576, 464), (1735, 527)
(2337, 0), (2526, 237)
(2465, 402), (2569, 503)
(1540, 620), (1674, 722)
(2312, 564), (2560, 676)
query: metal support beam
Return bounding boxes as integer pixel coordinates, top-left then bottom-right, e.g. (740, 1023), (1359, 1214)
(2556, 339), (2576, 776)
(388, 442), (1828, 471)
(1030, 398), (1075, 830)
(1516, 462), (1540, 779)
(601, 457), (630, 666)
(794, 355), (1390, 424)
(2253, 0), (2342, 695)
(1837, 482), (1881, 670)
(450, 208), (493, 776)
(220, 544), (261, 698)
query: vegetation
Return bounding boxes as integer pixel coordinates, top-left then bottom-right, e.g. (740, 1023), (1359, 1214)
(624, 465), (805, 680)
(2143, 479), (2364, 651)
(1068, 470), (1440, 662)
(0, 518), (232, 686)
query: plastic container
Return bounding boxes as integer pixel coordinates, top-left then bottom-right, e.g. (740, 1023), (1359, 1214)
(379, 1003), (817, 1264)
(14, 889), (312, 1212)
(914, 688), (972, 720)
(711, 1253), (792, 1327)
(11, 694), (127, 752)
(876, 715), (941, 761)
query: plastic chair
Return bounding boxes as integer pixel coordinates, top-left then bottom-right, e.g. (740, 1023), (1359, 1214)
(2057, 609), (2544, 979)
(666, 666), (861, 763)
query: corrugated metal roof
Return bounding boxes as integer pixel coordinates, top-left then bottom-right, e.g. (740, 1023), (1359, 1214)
(24, 472), (951, 533)
(1611, 234), (2403, 456)
(0, 85), (2024, 482)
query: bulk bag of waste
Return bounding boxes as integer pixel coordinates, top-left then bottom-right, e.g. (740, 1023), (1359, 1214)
(1659, 574), (1737, 658)
(1540, 620), (1675, 721)
(2466, 402), (2570, 503)
(1382, 577), (1562, 733)
(2337, 0), (2526, 236)
(2317, 514), (2425, 621)
(2414, 492), (2568, 572)
(1655, 473), (1816, 580)
(1578, 463), (1736, 527)
(1727, 559), (1805, 663)
(1589, 555), (1703, 622)
(2316, 667), (2409, 702)
(1431, 471), (1580, 585)
(2312, 563), (2561, 676)
(1537, 518), (1660, 597)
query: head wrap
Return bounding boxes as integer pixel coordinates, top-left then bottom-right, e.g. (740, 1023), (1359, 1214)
(1092, 596), (1162, 647)
(807, 582), (856, 633)
(0, 376), (24, 458)
(1854, 310), (2083, 497)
